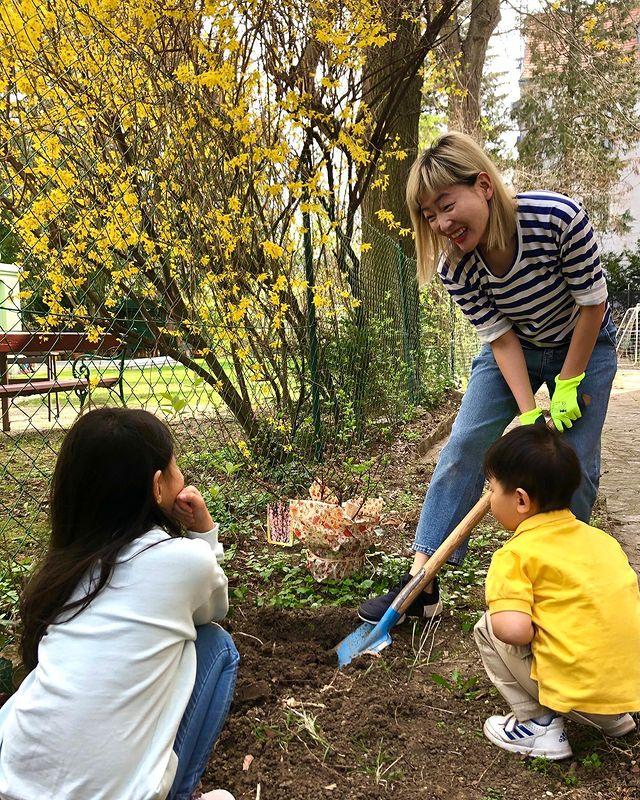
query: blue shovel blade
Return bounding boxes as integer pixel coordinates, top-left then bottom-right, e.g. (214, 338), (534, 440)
(336, 607), (402, 668)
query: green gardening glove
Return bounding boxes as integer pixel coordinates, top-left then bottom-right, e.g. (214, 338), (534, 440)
(519, 408), (544, 425)
(550, 373), (585, 432)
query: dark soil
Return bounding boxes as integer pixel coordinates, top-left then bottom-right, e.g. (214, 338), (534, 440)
(207, 607), (640, 800)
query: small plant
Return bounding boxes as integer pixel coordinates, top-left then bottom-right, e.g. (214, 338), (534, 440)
(359, 739), (404, 787)
(284, 707), (332, 759)
(482, 789), (504, 800)
(581, 752), (603, 769)
(526, 756), (552, 775)
(0, 558), (34, 624)
(399, 428), (421, 443)
(408, 615), (442, 677)
(160, 390), (188, 415)
(251, 720), (291, 750)
(430, 669), (481, 700)
(392, 490), (418, 512)
(459, 611), (482, 633)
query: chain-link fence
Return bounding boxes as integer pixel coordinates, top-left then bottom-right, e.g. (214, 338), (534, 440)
(617, 305), (640, 366)
(0, 1), (479, 649)
(601, 247), (640, 324)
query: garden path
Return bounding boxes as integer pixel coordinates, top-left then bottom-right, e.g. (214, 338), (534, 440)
(601, 367), (640, 571)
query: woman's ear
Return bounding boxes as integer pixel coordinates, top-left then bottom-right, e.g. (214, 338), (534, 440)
(476, 172), (494, 201)
(153, 469), (163, 505)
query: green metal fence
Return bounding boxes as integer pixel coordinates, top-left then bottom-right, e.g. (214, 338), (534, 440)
(0, 218), (478, 638)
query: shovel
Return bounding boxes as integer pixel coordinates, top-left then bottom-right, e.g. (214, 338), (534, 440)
(336, 491), (492, 667)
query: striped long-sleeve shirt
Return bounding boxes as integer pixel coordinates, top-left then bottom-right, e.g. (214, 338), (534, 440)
(438, 191), (610, 347)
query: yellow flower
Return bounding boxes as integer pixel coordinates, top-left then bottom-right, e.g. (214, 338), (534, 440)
(237, 440), (251, 459)
(261, 240), (285, 259)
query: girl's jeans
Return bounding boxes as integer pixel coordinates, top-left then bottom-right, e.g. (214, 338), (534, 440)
(413, 322), (618, 565)
(168, 624), (240, 800)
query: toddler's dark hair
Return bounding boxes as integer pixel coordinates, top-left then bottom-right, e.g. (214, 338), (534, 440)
(483, 425), (582, 511)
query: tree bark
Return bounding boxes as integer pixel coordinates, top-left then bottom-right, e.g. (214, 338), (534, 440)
(360, 0), (423, 394)
(445, 0), (502, 139)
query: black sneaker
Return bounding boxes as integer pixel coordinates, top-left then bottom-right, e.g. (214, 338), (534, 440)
(357, 573), (443, 624)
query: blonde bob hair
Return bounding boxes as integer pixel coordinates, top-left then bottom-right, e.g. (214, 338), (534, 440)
(406, 131), (517, 285)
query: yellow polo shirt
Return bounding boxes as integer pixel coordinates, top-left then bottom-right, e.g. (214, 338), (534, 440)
(486, 510), (640, 714)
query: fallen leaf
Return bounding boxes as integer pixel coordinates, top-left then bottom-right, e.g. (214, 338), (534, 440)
(284, 697), (326, 709)
(242, 754), (254, 772)
(324, 784), (337, 791)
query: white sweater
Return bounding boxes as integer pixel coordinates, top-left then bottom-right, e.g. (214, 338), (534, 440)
(0, 526), (229, 800)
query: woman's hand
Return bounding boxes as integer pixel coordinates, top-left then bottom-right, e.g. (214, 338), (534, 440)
(550, 373), (585, 431)
(172, 486), (215, 533)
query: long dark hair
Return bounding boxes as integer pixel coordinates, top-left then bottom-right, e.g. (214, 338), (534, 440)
(21, 408), (181, 671)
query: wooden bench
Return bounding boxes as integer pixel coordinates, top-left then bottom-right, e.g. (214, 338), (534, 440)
(0, 332), (126, 432)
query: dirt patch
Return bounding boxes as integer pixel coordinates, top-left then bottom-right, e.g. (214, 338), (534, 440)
(207, 607), (640, 800)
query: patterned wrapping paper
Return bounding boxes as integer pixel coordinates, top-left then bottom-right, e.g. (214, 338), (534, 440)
(289, 482), (383, 581)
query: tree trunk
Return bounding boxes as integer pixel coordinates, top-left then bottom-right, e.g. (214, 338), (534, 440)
(445, 0), (502, 139)
(360, 0), (422, 400)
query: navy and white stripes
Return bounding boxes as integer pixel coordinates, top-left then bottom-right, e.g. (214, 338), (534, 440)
(503, 721), (535, 740)
(438, 191), (610, 347)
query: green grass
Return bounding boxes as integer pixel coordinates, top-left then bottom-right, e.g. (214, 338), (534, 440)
(13, 361), (224, 416)
(226, 547), (411, 610)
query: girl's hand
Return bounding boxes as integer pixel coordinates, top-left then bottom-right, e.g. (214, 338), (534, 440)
(172, 486), (215, 533)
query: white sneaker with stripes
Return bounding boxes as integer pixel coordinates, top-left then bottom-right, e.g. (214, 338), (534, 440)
(483, 712), (573, 760)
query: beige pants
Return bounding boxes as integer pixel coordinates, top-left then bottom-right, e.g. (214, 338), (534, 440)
(474, 611), (622, 730)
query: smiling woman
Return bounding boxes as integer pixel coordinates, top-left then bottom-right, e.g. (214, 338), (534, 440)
(406, 133), (517, 285)
(357, 131), (618, 635)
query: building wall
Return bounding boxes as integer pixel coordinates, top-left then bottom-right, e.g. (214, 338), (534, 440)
(0, 263), (21, 332)
(600, 140), (640, 254)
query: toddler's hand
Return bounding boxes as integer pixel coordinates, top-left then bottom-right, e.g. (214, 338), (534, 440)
(172, 486), (215, 533)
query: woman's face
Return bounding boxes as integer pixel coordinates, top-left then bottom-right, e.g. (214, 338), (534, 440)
(419, 174), (493, 253)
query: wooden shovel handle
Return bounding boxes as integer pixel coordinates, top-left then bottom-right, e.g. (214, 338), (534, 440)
(391, 491), (492, 615)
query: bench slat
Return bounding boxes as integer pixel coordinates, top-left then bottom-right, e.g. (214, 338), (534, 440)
(0, 377), (119, 398)
(0, 332), (121, 355)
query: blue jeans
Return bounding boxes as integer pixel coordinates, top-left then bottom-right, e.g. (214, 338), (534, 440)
(413, 322), (618, 565)
(168, 624), (240, 800)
